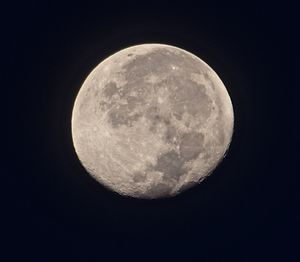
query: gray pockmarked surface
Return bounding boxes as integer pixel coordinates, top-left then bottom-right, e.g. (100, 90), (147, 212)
(72, 44), (234, 199)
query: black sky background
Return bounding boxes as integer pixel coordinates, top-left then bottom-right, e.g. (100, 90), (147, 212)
(3, 2), (298, 261)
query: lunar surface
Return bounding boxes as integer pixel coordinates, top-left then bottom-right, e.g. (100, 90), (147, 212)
(72, 44), (234, 199)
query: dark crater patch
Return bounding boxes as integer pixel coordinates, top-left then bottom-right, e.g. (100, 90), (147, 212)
(153, 150), (186, 181)
(165, 124), (179, 144)
(126, 95), (144, 110)
(132, 172), (147, 183)
(146, 106), (161, 121)
(103, 80), (148, 128)
(179, 132), (204, 161)
(144, 183), (172, 199)
(146, 106), (165, 133)
(103, 81), (119, 99)
(118, 78), (152, 102)
(107, 104), (141, 128)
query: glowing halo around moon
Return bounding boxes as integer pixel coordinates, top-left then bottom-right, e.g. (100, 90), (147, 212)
(71, 44), (234, 199)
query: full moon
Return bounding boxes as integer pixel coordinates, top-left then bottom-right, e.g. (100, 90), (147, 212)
(72, 44), (234, 199)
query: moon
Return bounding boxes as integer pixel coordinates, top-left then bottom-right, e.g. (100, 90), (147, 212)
(71, 44), (234, 199)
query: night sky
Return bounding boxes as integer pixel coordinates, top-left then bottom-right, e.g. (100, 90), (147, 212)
(4, 2), (298, 261)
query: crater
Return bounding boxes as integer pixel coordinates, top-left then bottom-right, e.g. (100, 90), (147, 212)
(179, 132), (204, 161)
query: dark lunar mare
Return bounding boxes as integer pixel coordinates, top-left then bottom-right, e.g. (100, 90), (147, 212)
(154, 150), (186, 181)
(102, 48), (212, 131)
(101, 48), (210, 193)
